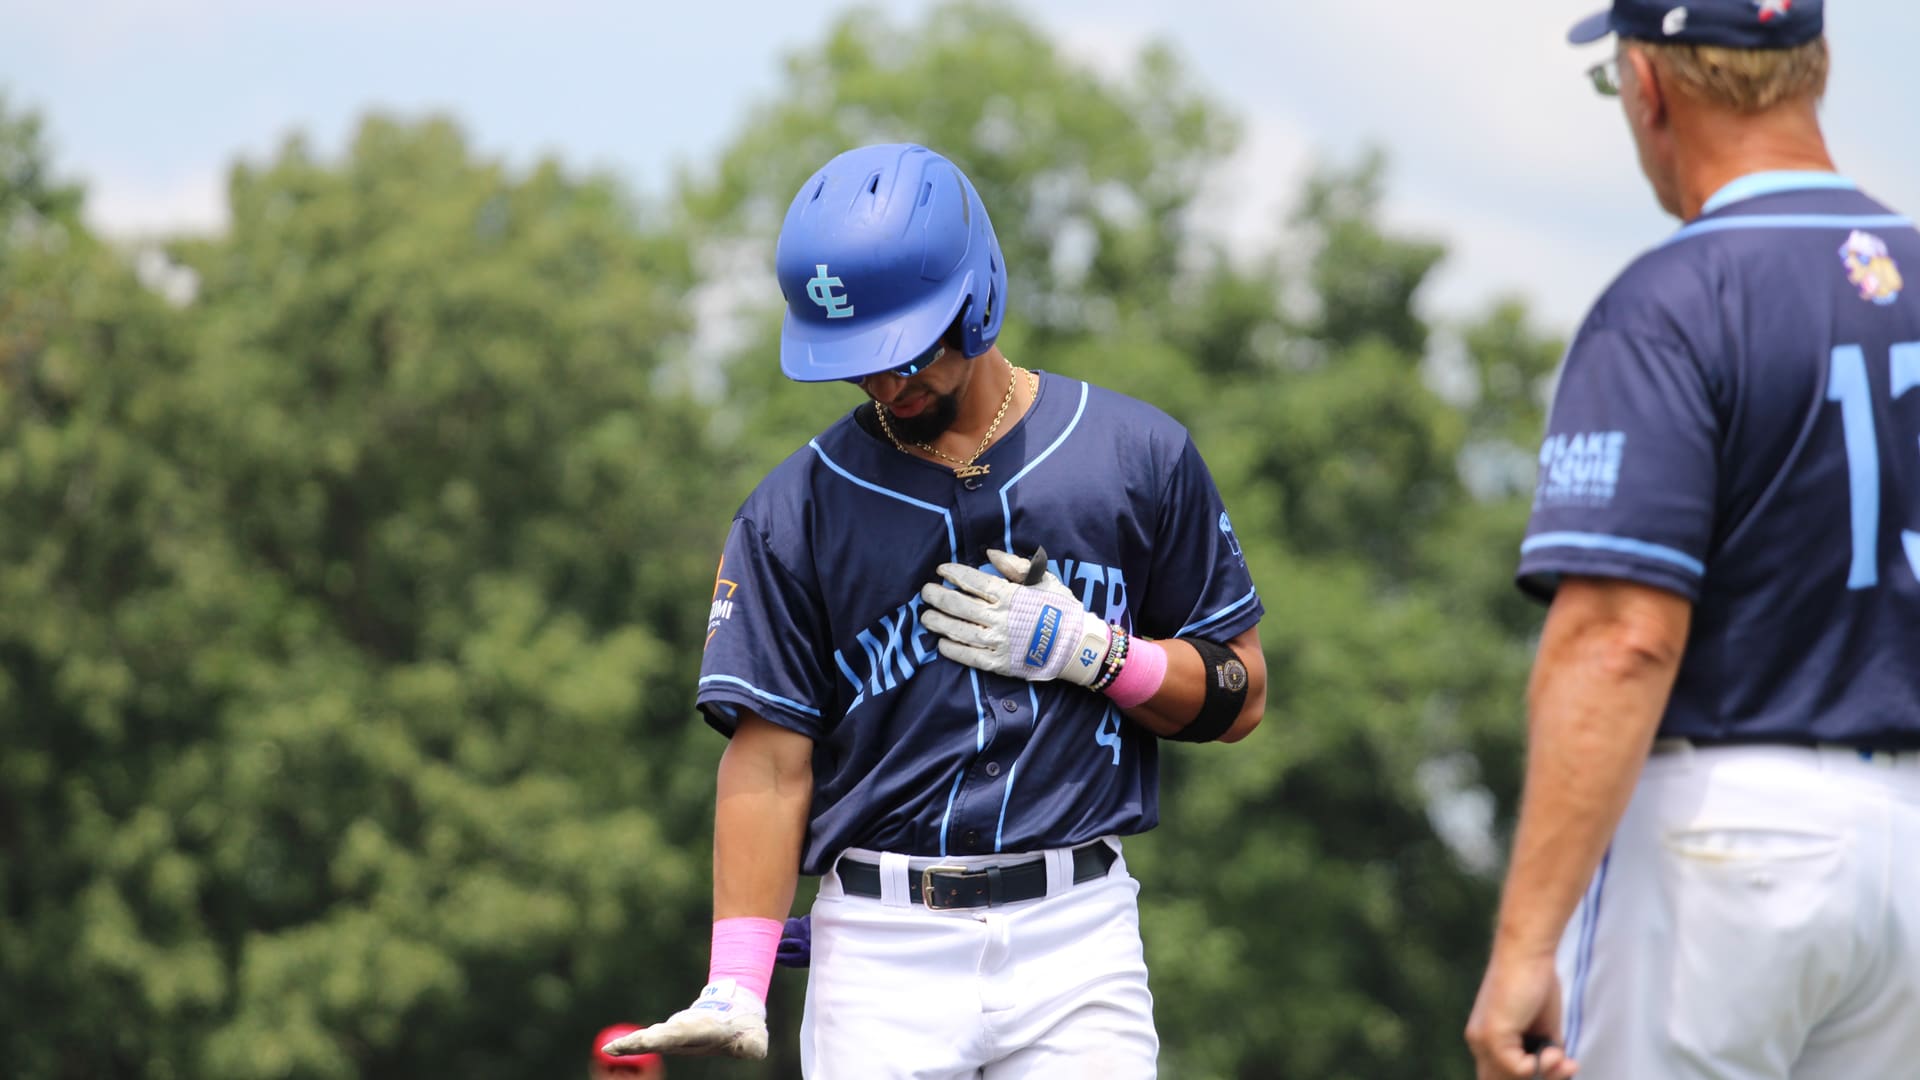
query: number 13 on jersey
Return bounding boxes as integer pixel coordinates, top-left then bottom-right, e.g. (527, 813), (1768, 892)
(1827, 340), (1920, 589)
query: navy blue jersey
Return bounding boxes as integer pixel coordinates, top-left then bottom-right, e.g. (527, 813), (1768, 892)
(1520, 174), (1920, 748)
(700, 371), (1264, 874)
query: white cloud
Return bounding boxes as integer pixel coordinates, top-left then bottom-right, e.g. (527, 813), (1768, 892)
(1178, 0), (1635, 192)
(1391, 184), (1655, 330)
(1039, 0), (1663, 324)
(1050, 14), (1159, 79)
(1189, 111), (1319, 260)
(85, 167), (228, 238)
(12, 0), (1918, 334)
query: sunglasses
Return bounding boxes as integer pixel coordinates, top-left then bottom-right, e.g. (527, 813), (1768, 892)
(847, 342), (948, 385)
(1587, 57), (1621, 97)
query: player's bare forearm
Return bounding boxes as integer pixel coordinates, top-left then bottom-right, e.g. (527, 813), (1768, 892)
(713, 711), (813, 921)
(1122, 625), (1266, 743)
(1493, 577), (1690, 957)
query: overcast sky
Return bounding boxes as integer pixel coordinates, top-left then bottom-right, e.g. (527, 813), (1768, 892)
(4, 0), (1916, 330)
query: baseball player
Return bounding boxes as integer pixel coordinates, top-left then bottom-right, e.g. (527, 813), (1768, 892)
(602, 142), (1267, 1077)
(1466, 3), (1920, 1078)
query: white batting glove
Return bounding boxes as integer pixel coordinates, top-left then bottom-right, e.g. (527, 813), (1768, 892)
(601, 980), (768, 1060)
(920, 548), (1112, 686)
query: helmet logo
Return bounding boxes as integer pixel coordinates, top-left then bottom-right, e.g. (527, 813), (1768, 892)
(806, 264), (855, 319)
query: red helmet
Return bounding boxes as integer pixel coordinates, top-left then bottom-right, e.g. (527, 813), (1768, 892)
(592, 1024), (663, 1071)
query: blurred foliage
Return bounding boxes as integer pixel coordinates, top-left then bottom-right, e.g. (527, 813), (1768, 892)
(0, 3), (1566, 1078)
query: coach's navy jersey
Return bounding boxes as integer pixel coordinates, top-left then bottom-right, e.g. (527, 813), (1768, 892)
(700, 371), (1263, 874)
(1520, 173), (1920, 748)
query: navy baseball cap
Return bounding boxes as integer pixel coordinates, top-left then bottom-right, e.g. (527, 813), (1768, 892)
(1569, 0), (1823, 48)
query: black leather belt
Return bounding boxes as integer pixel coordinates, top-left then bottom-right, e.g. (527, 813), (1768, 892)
(838, 842), (1117, 910)
(1655, 737), (1918, 759)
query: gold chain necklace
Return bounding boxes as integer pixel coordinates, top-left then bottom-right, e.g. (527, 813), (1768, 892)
(876, 357), (1030, 478)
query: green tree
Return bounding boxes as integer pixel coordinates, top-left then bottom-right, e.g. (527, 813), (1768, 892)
(2, 2), (1572, 1076)
(171, 116), (729, 1079)
(0, 94), (215, 1080)
(1, 105), (734, 1077)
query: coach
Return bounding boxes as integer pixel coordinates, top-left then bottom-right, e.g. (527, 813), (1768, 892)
(1467, 2), (1920, 1078)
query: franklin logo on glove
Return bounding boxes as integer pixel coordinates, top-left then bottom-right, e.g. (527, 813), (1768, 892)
(1025, 605), (1063, 667)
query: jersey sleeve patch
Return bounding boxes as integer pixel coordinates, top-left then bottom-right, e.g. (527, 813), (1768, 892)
(697, 517), (831, 739)
(1139, 436), (1264, 641)
(1518, 319), (1719, 603)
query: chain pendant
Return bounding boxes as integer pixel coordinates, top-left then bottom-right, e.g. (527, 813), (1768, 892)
(874, 358), (1030, 482)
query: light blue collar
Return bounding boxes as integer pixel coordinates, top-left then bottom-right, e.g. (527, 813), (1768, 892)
(1701, 171), (1855, 215)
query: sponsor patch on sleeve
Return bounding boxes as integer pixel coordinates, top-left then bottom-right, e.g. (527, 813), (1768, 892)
(1535, 431), (1626, 507)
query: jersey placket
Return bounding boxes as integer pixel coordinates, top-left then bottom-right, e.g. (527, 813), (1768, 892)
(941, 473), (1037, 855)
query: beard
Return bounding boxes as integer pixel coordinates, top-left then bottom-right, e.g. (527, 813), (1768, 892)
(887, 390), (961, 444)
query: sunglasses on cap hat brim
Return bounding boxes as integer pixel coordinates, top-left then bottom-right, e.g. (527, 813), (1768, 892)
(844, 341), (948, 384)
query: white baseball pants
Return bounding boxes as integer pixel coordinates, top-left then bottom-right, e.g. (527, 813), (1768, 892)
(1557, 742), (1920, 1079)
(799, 837), (1158, 1079)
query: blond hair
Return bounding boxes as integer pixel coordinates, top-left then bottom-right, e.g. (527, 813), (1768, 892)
(1631, 37), (1829, 111)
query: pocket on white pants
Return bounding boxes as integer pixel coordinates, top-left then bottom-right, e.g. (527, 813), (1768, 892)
(1660, 824), (1852, 1072)
(1662, 825), (1840, 863)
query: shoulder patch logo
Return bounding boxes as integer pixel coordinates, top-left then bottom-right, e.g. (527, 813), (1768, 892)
(1218, 511), (1244, 563)
(1536, 430), (1626, 507)
(708, 556), (739, 646)
(1839, 230), (1903, 306)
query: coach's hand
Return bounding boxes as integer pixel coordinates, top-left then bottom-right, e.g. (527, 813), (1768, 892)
(920, 548), (1111, 685)
(1465, 947), (1577, 1080)
(602, 980), (768, 1059)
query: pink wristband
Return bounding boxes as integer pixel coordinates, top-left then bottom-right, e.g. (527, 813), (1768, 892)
(708, 916), (782, 1004)
(1102, 636), (1168, 709)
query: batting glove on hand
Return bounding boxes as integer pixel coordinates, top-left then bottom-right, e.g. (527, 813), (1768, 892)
(601, 979), (768, 1060)
(920, 548), (1111, 686)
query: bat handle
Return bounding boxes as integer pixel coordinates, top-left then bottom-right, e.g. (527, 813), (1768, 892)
(1522, 1033), (1554, 1079)
(1022, 545), (1049, 586)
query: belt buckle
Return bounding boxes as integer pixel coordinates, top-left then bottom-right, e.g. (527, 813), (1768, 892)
(920, 863), (972, 910)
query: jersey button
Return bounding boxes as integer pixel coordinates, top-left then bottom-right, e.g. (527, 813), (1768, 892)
(962, 829), (982, 851)
(985, 761), (1001, 777)
(963, 477), (984, 491)
(1000, 699), (1018, 713)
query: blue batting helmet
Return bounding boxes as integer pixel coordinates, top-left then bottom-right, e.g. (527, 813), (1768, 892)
(775, 143), (1008, 383)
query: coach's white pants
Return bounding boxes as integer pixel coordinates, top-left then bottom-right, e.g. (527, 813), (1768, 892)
(1557, 743), (1920, 1079)
(800, 837), (1157, 1079)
